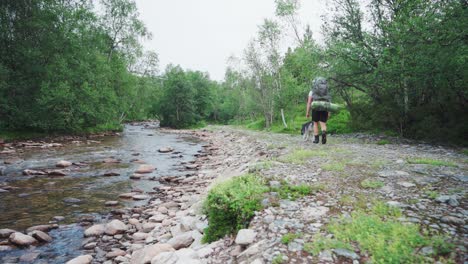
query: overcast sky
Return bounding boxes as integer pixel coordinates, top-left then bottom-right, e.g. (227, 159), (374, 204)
(134, 0), (329, 81)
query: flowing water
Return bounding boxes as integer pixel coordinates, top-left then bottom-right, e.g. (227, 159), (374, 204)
(0, 123), (202, 263)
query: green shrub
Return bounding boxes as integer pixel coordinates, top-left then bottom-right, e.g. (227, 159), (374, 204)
(202, 174), (268, 243)
(327, 110), (354, 134)
(272, 254), (285, 264)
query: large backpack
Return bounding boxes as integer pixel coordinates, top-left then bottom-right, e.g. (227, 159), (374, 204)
(311, 77), (331, 102)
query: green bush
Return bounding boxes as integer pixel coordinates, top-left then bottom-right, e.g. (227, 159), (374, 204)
(202, 174), (268, 243)
(327, 110), (353, 134)
(281, 232), (301, 245)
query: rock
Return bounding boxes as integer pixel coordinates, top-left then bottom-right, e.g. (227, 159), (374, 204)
(149, 214), (166, 223)
(66, 255), (93, 264)
(119, 192), (136, 199)
(83, 242), (97, 250)
(9, 232), (37, 246)
(23, 169), (46, 176)
(185, 164), (199, 170)
(0, 166), (5, 176)
(0, 188), (8, 193)
(397, 181), (416, 188)
(103, 158), (120, 164)
(84, 224), (106, 237)
(26, 224), (58, 233)
(197, 247), (213, 258)
(131, 243), (175, 264)
(136, 165), (156, 174)
(30, 230), (53, 243)
(319, 250), (334, 262)
(167, 232), (195, 250)
(302, 206), (329, 219)
(180, 216), (197, 232)
(441, 216), (465, 225)
(103, 172), (120, 176)
(378, 170), (409, 178)
(0, 245), (14, 251)
(288, 241), (303, 252)
(0, 228), (16, 239)
(133, 194), (149, 200)
(105, 201), (119, 206)
(235, 229), (257, 246)
(333, 248), (360, 260)
(47, 169), (67, 176)
(56, 160), (72, 167)
(142, 222), (157, 232)
(269, 181), (281, 188)
(19, 252), (40, 262)
(420, 246), (434, 256)
(436, 195), (459, 206)
(151, 248), (200, 264)
(53, 216), (65, 221)
(105, 220), (127, 235)
(106, 249), (126, 258)
(280, 200), (300, 211)
(133, 232), (149, 241)
(63, 197), (81, 203)
(158, 147), (174, 153)
(250, 259), (263, 264)
(130, 174), (143, 180)
(386, 201), (402, 207)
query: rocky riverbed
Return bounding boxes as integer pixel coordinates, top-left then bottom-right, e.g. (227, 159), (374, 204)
(1, 125), (467, 263)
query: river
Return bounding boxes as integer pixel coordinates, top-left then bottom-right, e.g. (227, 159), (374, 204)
(0, 123), (202, 263)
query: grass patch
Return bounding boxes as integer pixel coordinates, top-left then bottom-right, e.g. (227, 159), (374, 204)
(376, 139), (391, 145)
(271, 182), (321, 200)
(462, 149), (468, 156)
(407, 158), (456, 167)
(304, 235), (352, 256)
(322, 161), (346, 172)
(360, 179), (385, 189)
(305, 203), (454, 262)
(424, 190), (439, 199)
(281, 232), (301, 245)
(279, 148), (327, 164)
(202, 174), (268, 243)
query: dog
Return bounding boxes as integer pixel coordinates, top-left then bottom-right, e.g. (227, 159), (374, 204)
(301, 121), (314, 141)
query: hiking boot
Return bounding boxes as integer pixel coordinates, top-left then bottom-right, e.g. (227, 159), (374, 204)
(322, 132), (327, 144)
(313, 135), (319, 144)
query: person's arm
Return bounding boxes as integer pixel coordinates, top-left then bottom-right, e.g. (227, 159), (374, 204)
(306, 94), (313, 118)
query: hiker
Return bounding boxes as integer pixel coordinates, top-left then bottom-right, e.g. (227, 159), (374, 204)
(306, 77), (331, 144)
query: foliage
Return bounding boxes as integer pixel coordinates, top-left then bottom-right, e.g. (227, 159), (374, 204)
(0, 0), (157, 133)
(272, 254), (285, 264)
(306, 202), (454, 263)
(202, 174), (268, 243)
(281, 232), (301, 245)
(360, 179), (385, 189)
(376, 139), (390, 145)
(271, 183), (319, 200)
(407, 158), (456, 167)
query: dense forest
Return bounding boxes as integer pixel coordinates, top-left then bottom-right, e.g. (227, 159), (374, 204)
(0, 0), (466, 144)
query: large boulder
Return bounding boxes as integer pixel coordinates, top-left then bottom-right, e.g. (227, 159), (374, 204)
(167, 232), (195, 250)
(9, 232), (37, 246)
(136, 165), (155, 174)
(84, 224), (106, 237)
(131, 243), (175, 264)
(66, 255), (93, 264)
(105, 219), (127, 235)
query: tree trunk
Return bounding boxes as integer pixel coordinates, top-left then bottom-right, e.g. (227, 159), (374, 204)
(281, 108), (287, 128)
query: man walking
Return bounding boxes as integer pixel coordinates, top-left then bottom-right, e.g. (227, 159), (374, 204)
(306, 77), (331, 144)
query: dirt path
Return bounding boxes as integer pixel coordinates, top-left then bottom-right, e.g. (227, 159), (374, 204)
(202, 126), (467, 264)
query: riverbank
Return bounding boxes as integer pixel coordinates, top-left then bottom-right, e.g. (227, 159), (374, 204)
(66, 126), (466, 263)
(1, 125), (466, 263)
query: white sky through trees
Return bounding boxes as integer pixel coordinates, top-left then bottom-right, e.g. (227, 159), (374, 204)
(135, 0), (328, 81)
